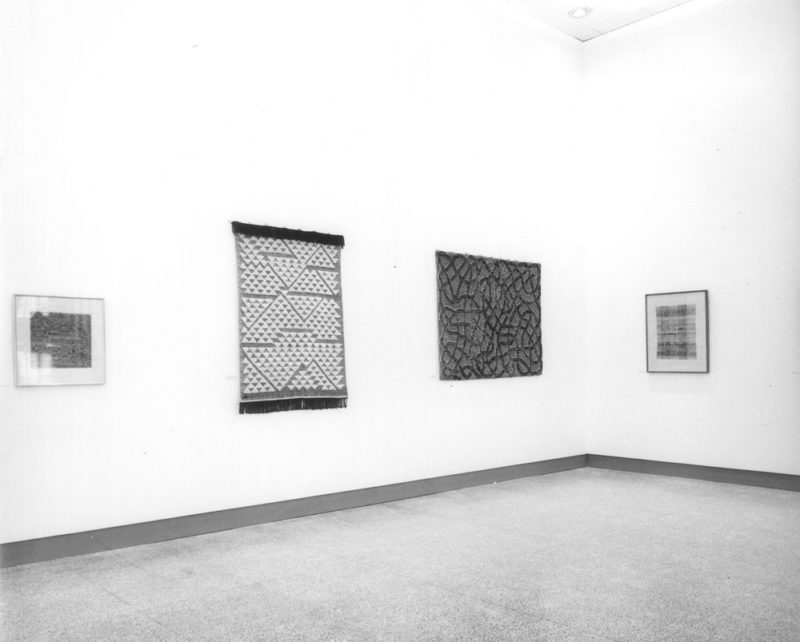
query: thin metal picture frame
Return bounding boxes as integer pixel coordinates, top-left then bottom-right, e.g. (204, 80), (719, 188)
(13, 294), (106, 386)
(645, 289), (709, 374)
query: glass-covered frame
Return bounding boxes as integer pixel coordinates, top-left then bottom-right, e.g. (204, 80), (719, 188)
(14, 294), (106, 386)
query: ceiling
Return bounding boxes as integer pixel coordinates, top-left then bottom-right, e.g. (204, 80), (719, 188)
(500, 0), (694, 41)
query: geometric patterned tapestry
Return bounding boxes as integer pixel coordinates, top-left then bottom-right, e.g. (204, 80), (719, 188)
(232, 222), (347, 414)
(436, 250), (542, 380)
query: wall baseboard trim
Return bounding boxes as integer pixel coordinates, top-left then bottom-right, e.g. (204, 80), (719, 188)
(5, 453), (798, 568)
(587, 454), (800, 492)
(0, 454), (587, 568)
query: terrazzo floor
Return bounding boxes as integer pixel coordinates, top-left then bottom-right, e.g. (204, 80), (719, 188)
(2, 467), (800, 641)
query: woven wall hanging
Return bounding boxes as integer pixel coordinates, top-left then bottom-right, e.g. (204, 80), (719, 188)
(232, 222), (347, 413)
(437, 250), (542, 380)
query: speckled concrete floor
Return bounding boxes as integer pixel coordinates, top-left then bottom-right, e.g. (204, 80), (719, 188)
(2, 467), (800, 641)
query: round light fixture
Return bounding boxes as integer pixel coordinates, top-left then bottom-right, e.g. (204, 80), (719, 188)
(568, 7), (592, 19)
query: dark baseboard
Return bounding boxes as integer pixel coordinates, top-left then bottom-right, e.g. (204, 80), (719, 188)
(5, 453), (797, 568)
(0, 454), (587, 568)
(587, 454), (800, 492)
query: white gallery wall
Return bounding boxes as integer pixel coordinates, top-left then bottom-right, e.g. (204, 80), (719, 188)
(0, 0), (588, 543)
(1, 0), (798, 545)
(582, 0), (800, 474)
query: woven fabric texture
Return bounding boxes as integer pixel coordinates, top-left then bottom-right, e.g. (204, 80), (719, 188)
(233, 223), (347, 413)
(437, 250), (541, 380)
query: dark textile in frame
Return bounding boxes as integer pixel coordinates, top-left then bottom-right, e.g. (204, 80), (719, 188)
(30, 312), (92, 368)
(645, 290), (709, 373)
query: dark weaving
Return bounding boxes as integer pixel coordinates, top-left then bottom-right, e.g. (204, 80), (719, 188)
(437, 251), (542, 380)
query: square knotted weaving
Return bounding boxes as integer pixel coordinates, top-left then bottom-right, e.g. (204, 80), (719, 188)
(437, 250), (542, 380)
(232, 222), (347, 413)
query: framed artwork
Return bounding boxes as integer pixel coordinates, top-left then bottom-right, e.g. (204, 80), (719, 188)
(437, 250), (542, 380)
(645, 290), (708, 373)
(14, 295), (106, 386)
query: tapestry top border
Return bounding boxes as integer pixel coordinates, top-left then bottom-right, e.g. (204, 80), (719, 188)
(436, 249), (540, 269)
(232, 221), (344, 248)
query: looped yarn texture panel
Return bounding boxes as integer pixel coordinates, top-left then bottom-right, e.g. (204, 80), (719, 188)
(437, 251), (541, 381)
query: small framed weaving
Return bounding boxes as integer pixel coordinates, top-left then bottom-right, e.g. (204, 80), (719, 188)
(232, 222), (348, 413)
(646, 290), (709, 373)
(14, 294), (106, 386)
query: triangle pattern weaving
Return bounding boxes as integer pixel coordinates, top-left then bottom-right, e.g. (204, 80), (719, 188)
(233, 223), (347, 413)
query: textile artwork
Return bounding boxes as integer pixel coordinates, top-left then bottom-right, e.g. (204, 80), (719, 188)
(30, 312), (92, 368)
(645, 290), (708, 373)
(232, 222), (347, 413)
(656, 304), (697, 359)
(437, 250), (541, 380)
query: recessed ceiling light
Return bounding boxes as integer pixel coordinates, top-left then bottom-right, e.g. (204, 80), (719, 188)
(568, 7), (592, 19)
